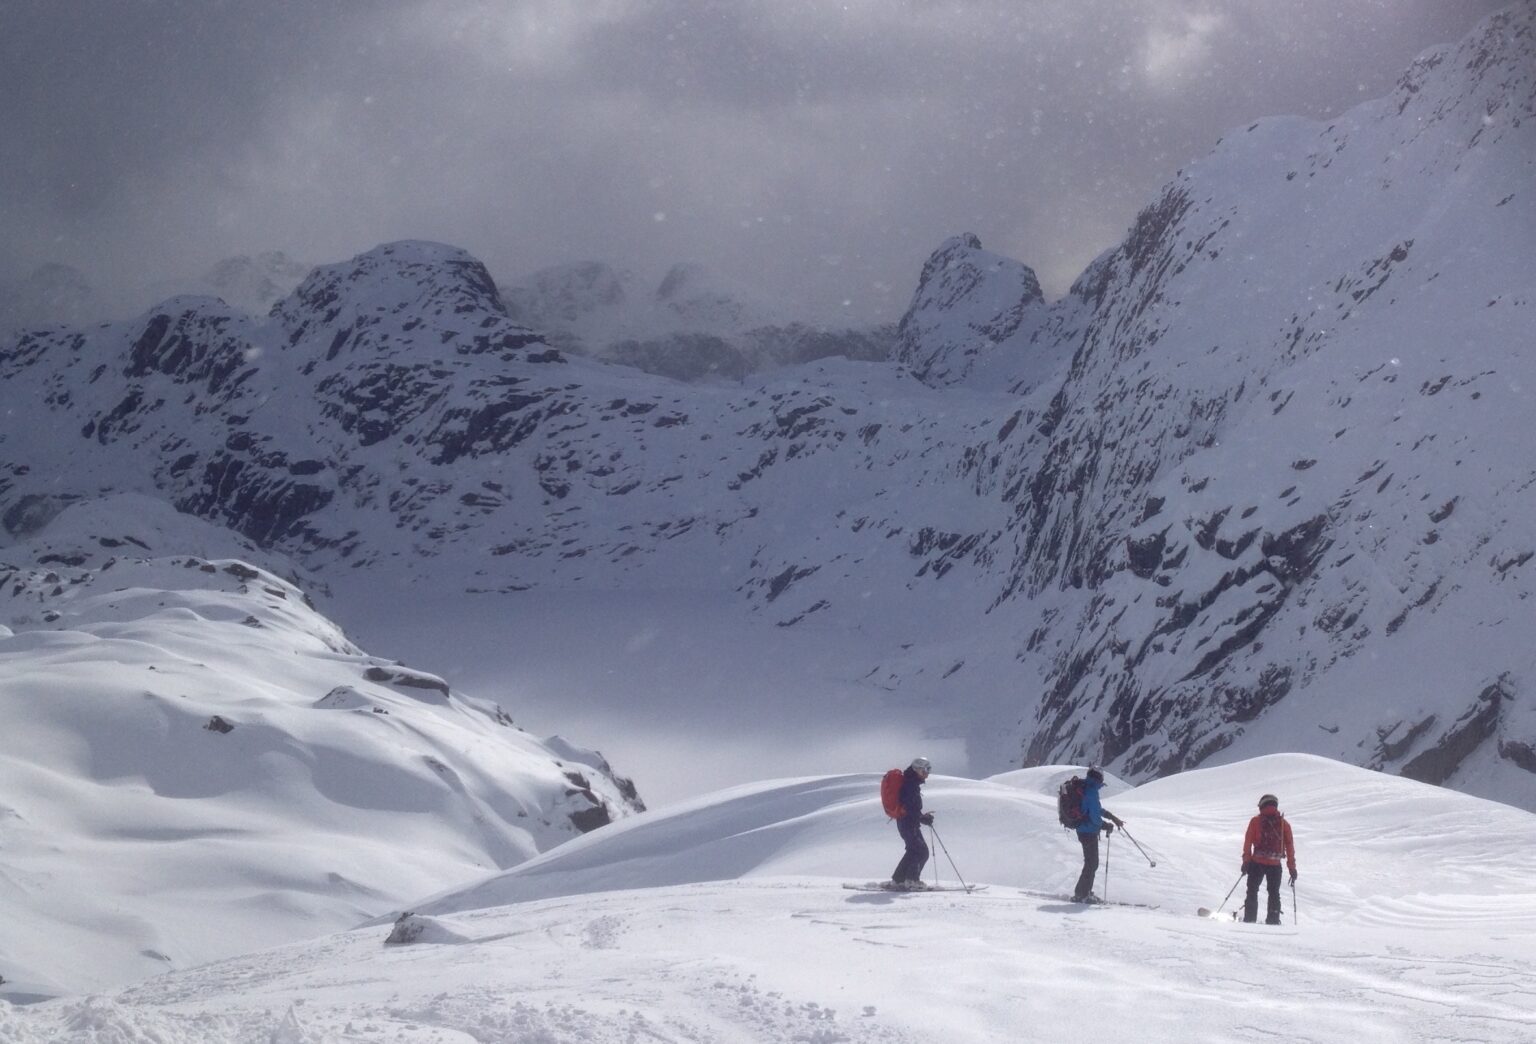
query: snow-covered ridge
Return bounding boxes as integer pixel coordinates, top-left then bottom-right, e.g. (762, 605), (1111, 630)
(0, 495), (641, 999)
(3, 753), (1535, 1040)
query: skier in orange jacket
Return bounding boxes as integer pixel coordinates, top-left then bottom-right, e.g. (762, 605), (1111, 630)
(1241, 793), (1297, 924)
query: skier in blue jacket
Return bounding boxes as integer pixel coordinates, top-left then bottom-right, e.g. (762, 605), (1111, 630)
(1072, 767), (1124, 903)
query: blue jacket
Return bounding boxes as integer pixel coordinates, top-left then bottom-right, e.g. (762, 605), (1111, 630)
(898, 768), (925, 825)
(1076, 777), (1109, 834)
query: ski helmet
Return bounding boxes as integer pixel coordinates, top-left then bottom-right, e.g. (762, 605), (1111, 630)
(910, 756), (932, 774)
(1258, 794), (1278, 809)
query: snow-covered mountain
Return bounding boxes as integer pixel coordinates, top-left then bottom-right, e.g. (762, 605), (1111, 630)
(0, 494), (640, 998)
(928, 5), (1536, 797)
(894, 233), (1050, 388)
(1, 3), (1533, 908)
(502, 258), (896, 381)
(4, 753), (1535, 1040)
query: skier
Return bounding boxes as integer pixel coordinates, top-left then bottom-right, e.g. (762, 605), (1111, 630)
(1072, 767), (1124, 903)
(891, 756), (934, 889)
(1241, 793), (1297, 924)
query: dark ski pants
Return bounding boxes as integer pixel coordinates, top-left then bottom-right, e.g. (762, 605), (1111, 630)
(1244, 863), (1283, 924)
(1073, 830), (1100, 899)
(892, 818), (929, 883)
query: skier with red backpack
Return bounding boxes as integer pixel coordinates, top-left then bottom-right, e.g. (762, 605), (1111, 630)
(882, 756), (935, 889)
(1241, 793), (1297, 924)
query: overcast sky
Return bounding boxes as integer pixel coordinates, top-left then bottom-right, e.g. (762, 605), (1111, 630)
(1, 1), (1510, 323)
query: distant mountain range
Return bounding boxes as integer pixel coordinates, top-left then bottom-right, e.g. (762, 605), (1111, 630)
(4, 252), (896, 384)
(1, 0), (1532, 999)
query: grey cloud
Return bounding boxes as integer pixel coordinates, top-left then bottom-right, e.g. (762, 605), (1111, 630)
(0, 0), (1511, 322)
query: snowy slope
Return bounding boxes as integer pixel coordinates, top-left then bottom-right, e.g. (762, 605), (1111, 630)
(3, 754), (1534, 1041)
(946, 6), (1536, 794)
(0, 495), (641, 1000)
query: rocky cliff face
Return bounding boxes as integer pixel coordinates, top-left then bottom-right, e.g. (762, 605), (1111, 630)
(962, 4), (1536, 791)
(2, 8), (1532, 808)
(894, 233), (1047, 387)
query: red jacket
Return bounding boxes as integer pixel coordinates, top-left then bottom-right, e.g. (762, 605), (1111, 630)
(1242, 809), (1296, 873)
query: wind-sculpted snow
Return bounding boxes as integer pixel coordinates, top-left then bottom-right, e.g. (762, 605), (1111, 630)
(0, 9), (1533, 832)
(0, 495), (641, 998)
(4, 754), (1535, 1042)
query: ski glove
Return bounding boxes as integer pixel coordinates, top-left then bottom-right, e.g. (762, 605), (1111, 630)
(1289, 870), (1297, 884)
(1102, 822), (1114, 835)
(1242, 861), (1255, 874)
(920, 812), (934, 826)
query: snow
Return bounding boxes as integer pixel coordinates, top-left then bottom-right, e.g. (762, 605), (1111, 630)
(4, 753), (1535, 1041)
(0, 497), (640, 999)
(3, 8), (1535, 1040)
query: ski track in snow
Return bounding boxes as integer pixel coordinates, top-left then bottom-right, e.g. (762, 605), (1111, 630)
(4, 756), (1536, 1042)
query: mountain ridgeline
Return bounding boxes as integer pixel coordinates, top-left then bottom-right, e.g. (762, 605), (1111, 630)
(3, 7), (1534, 806)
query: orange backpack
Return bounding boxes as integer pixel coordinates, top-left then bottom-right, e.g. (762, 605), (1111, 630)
(880, 768), (906, 818)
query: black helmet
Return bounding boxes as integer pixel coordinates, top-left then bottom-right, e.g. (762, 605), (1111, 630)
(1086, 766), (1105, 783)
(1258, 793), (1278, 809)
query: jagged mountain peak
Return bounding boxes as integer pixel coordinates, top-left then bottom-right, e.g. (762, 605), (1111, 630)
(272, 240), (511, 342)
(895, 232), (1048, 388)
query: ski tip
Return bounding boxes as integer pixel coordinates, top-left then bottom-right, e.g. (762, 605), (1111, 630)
(1196, 907), (1212, 917)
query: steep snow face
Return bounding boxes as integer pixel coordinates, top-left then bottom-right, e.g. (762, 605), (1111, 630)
(976, 5), (1536, 792)
(0, 495), (641, 998)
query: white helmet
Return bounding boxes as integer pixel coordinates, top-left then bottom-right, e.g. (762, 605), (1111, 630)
(910, 756), (932, 774)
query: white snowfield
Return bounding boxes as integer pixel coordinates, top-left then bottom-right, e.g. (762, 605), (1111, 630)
(4, 753), (1534, 1042)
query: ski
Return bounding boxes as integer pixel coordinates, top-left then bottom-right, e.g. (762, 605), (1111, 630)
(1013, 889), (1156, 910)
(842, 882), (987, 893)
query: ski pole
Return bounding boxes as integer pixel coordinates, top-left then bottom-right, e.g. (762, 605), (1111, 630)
(1117, 824), (1158, 868)
(1104, 830), (1111, 902)
(1214, 871), (1244, 916)
(928, 824), (972, 893)
(1291, 878), (1298, 926)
